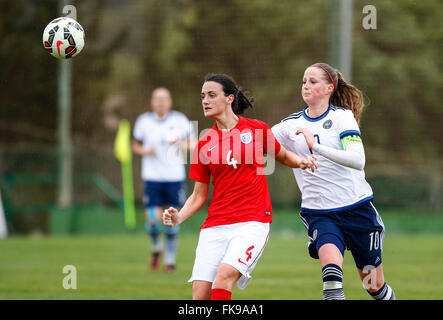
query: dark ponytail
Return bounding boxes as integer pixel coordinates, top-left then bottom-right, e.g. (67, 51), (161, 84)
(311, 63), (365, 124)
(204, 73), (254, 115)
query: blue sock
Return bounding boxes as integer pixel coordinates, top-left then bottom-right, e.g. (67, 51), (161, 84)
(146, 206), (162, 253)
(145, 222), (162, 252)
(322, 264), (345, 300)
(165, 232), (178, 266)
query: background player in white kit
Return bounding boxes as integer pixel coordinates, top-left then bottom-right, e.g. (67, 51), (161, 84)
(133, 87), (195, 272)
(272, 63), (396, 300)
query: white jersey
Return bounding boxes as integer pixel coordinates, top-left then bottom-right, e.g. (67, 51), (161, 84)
(133, 110), (194, 182)
(272, 104), (373, 213)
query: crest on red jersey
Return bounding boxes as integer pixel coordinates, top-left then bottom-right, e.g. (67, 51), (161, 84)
(240, 132), (252, 144)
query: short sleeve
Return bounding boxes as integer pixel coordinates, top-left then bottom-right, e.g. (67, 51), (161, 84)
(176, 112), (194, 138)
(271, 121), (291, 148)
(133, 115), (145, 142)
(184, 117), (195, 138)
(189, 141), (210, 183)
(337, 109), (361, 139)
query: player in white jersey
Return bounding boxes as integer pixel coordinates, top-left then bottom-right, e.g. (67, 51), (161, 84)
(272, 63), (395, 300)
(133, 87), (195, 272)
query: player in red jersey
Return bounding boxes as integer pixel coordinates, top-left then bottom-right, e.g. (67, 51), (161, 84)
(162, 74), (317, 300)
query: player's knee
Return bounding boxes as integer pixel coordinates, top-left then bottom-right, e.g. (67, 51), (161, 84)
(145, 221), (160, 233)
(215, 272), (230, 284)
(318, 243), (344, 266)
(214, 264), (240, 287)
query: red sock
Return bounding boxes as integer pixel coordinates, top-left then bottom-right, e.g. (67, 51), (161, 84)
(211, 288), (232, 300)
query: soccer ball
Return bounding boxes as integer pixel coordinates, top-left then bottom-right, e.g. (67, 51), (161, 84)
(42, 17), (85, 59)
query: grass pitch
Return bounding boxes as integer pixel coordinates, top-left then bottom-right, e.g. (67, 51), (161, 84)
(1, 231), (443, 300)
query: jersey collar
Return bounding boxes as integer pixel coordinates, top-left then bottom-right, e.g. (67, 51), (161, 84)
(213, 116), (243, 133)
(153, 111), (171, 121)
(302, 104), (332, 122)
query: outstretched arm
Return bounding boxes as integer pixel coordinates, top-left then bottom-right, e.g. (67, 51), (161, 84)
(275, 146), (318, 172)
(296, 128), (365, 170)
(162, 181), (209, 227)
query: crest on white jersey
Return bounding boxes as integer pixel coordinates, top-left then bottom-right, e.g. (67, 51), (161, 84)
(240, 132), (252, 144)
(323, 119), (333, 129)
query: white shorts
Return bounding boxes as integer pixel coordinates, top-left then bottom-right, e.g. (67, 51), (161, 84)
(188, 221), (270, 290)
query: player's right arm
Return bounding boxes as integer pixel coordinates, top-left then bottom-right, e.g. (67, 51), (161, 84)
(296, 109), (366, 171)
(275, 146), (318, 172)
(297, 128), (365, 170)
(132, 114), (155, 156)
(132, 139), (155, 156)
(162, 181), (209, 227)
(163, 136), (210, 226)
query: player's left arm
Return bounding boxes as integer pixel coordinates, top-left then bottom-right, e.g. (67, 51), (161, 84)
(296, 128), (365, 170)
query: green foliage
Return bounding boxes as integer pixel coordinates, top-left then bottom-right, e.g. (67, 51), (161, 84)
(0, 0), (58, 141)
(124, 0), (442, 165)
(2, 0), (441, 156)
(0, 0), (441, 211)
(369, 175), (428, 209)
(353, 0), (443, 161)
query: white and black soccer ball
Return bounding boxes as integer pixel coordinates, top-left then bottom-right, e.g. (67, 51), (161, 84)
(42, 17), (85, 59)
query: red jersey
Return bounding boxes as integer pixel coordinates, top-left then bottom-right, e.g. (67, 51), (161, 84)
(189, 116), (281, 229)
